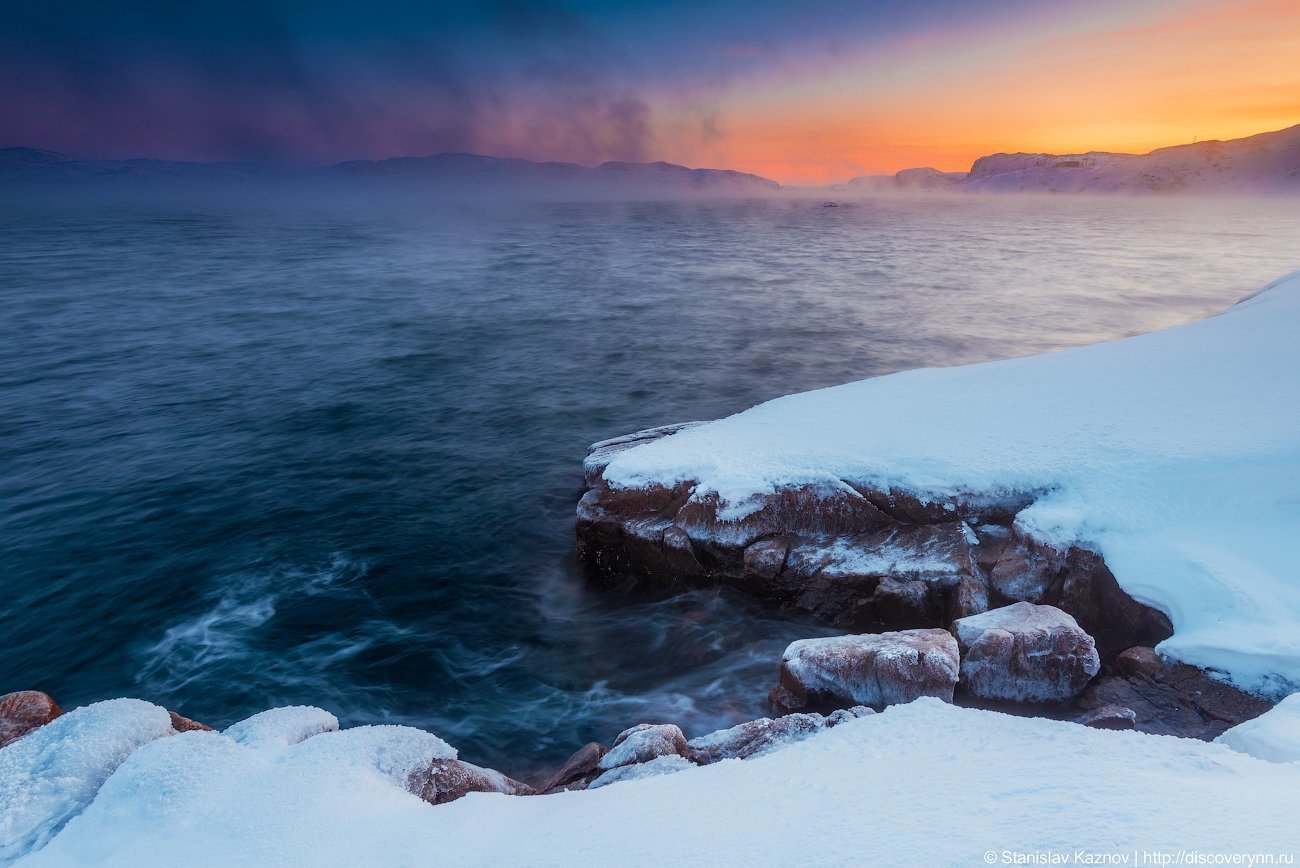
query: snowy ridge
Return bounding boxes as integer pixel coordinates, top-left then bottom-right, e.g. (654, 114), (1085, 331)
(603, 272), (1300, 693)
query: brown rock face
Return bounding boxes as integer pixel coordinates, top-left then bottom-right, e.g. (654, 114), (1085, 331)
(0, 690), (62, 748)
(1073, 704), (1138, 731)
(770, 629), (960, 713)
(576, 425), (1172, 658)
(168, 711), (213, 733)
(1073, 647), (1272, 740)
(409, 759), (535, 806)
(953, 603), (1101, 703)
(535, 742), (608, 793)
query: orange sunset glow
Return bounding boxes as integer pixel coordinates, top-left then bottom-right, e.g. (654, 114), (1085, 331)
(653, 0), (1300, 184)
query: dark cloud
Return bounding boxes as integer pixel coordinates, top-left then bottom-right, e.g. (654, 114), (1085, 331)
(0, 0), (1057, 163)
(0, 0), (662, 163)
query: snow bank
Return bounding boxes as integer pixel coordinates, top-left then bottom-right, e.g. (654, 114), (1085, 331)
(19, 720), (463, 867)
(1217, 693), (1300, 764)
(602, 272), (1300, 694)
(19, 699), (1300, 867)
(222, 706), (339, 749)
(0, 700), (172, 864)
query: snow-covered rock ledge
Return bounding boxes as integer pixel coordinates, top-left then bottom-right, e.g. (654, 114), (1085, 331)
(578, 272), (1300, 702)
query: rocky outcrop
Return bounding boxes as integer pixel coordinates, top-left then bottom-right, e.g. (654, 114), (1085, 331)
(535, 742), (608, 793)
(588, 754), (693, 789)
(1073, 647), (1271, 740)
(168, 711), (213, 733)
(770, 629), (960, 713)
(1072, 704), (1137, 731)
(409, 759), (535, 805)
(687, 706), (874, 763)
(0, 691), (62, 748)
(576, 425), (1172, 660)
(953, 603), (1100, 703)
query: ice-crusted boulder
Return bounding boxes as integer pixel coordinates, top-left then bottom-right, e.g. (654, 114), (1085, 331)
(1215, 693), (1300, 763)
(588, 754), (693, 790)
(1074, 647), (1271, 740)
(0, 691), (62, 748)
(410, 759), (535, 804)
(770, 629), (959, 713)
(953, 602), (1100, 703)
(0, 698), (173, 863)
(598, 723), (688, 771)
(687, 706), (874, 764)
(222, 705), (340, 748)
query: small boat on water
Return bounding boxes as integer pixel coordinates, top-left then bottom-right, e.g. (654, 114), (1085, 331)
(822, 201), (839, 207)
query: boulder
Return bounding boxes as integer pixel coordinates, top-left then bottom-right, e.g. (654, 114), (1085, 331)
(1074, 647), (1271, 740)
(587, 754), (693, 790)
(535, 742), (607, 793)
(953, 602), (1100, 703)
(0, 691), (62, 748)
(409, 759), (534, 805)
(598, 724), (688, 771)
(770, 629), (960, 713)
(1072, 704), (1137, 731)
(687, 706), (873, 764)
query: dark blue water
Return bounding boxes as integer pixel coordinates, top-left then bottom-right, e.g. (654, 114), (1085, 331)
(2, 192), (1297, 774)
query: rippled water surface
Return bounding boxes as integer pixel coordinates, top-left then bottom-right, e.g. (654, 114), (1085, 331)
(2, 193), (1297, 774)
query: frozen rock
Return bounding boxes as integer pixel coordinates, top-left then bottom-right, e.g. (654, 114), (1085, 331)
(409, 759), (534, 805)
(770, 629), (959, 713)
(1215, 693), (1300, 763)
(0, 698), (173, 863)
(1075, 647), (1272, 740)
(598, 723), (688, 771)
(954, 602), (1100, 703)
(536, 742), (607, 793)
(587, 754), (693, 790)
(687, 707), (873, 764)
(583, 423), (706, 486)
(223, 706), (339, 749)
(0, 691), (62, 748)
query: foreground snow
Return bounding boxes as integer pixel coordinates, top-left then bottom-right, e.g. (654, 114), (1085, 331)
(603, 272), (1300, 695)
(9, 699), (1297, 867)
(1218, 694), (1300, 764)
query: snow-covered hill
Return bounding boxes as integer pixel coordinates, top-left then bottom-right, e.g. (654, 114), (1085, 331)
(0, 148), (779, 196)
(837, 124), (1300, 195)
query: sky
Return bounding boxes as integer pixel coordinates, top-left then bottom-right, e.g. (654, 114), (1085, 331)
(2, 0), (1298, 183)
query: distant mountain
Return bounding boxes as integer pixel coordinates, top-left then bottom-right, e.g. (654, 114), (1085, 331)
(837, 124), (1300, 195)
(833, 166), (967, 193)
(0, 147), (779, 196)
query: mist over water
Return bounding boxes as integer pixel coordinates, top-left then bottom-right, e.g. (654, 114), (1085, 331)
(2, 192), (1297, 776)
